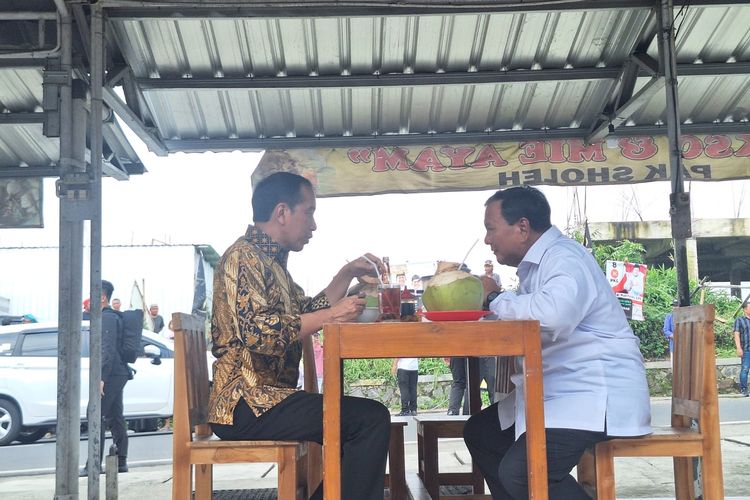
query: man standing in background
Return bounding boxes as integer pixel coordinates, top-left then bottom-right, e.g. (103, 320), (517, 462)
(734, 300), (750, 397)
(483, 260), (501, 287)
(148, 303), (164, 333)
(81, 280), (130, 476)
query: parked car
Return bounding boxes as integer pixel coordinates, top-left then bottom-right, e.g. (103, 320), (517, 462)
(0, 321), (175, 446)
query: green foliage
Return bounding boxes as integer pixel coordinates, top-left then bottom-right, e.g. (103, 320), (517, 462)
(592, 239), (647, 268)
(343, 357), (451, 383)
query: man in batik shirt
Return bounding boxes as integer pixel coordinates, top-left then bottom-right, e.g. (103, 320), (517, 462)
(208, 171), (390, 500)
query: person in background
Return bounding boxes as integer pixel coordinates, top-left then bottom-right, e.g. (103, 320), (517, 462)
(148, 303), (164, 333)
(82, 298), (91, 320)
(446, 357), (497, 415)
(467, 186), (651, 499)
(396, 272), (407, 289)
(662, 300), (679, 363)
(483, 259), (502, 287)
(112, 298), (122, 311)
(81, 279), (130, 476)
(733, 299), (750, 397)
(392, 357), (419, 416)
(208, 170), (390, 500)
(411, 274), (423, 291)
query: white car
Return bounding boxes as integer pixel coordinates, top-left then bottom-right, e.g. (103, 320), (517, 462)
(0, 321), (175, 446)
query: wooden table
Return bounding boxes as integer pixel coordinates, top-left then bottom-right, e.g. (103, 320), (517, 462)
(322, 320), (548, 500)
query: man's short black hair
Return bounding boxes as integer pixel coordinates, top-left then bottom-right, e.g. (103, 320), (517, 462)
(486, 185), (552, 233)
(102, 280), (114, 301)
(252, 172), (313, 223)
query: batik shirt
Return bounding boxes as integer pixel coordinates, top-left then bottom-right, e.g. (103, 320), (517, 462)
(208, 225), (330, 424)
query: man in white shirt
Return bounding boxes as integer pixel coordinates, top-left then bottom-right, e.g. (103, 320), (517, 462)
(465, 186), (651, 500)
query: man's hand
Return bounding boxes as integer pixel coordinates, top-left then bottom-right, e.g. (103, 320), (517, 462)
(100, 381), (105, 396)
(329, 295), (366, 323)
(738, 347), (744, 357)
(344, 253), (386, 280)
(480, 275), (502, 303)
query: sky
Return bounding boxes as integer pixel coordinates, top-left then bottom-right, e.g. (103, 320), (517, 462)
(1, 127), (749, 298)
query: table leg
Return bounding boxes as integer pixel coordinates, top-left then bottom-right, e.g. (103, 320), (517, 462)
(523, 327), (548, 500)
(323, 325), (343, 500)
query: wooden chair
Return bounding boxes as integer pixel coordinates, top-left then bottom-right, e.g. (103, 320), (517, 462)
(577, 304), (724, 500)
(171, 312), (320, 500)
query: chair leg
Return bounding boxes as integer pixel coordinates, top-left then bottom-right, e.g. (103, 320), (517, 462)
(172, 458), (192, 500)
(594, 443), (616, 500)
(277, 446), (300, 500)
(576, 448), (597, 499)
(701, 444), (725, 499)
(422, 426), (440, 500)
(195, 463), (213, 500)
(674, 457), (696, 500)
(388, 425), (407, 500)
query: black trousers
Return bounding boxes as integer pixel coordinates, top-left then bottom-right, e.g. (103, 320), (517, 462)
(463, 402), (606, 500)
(212, 392), (390, 500)
(448, 357), (497, 414)
(100, 374), (129, 463)
(396, 369), (418, 413)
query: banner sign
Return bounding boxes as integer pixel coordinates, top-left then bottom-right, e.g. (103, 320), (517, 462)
(252, 134), (750, 197)
(0, 178), (43, 228)
(606, 260), (648, 321)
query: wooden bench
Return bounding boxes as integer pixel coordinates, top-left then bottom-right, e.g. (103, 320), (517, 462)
(386, 418), (409, 500)
(413, 415), (483, 499)
(171, 313), (320, 500)
(411, 355), (516, 499)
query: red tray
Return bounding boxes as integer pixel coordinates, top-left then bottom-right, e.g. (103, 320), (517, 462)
(422, 310), (490, 321)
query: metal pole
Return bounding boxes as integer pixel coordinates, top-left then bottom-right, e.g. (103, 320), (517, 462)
(54, 4), (82, 498)
(657, 0), (692, 307)
(87, 5), (105, 498)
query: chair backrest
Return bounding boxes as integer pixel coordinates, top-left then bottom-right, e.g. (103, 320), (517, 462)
(671, 304), (717, 427)
(172, 313), (320, 433)
(172, 313), (211, 431)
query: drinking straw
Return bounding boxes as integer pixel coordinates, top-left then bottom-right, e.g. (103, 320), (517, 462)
(362, 255), (383, 283)
(458, 238), (480, 271)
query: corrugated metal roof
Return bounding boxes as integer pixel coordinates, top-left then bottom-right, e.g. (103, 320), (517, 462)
(110, 9), (651, 79)
(0, 65), (144, 173)
(104, 3), (750, 150)
(0, 123), (59, 167)
(140, 78), (616, 140)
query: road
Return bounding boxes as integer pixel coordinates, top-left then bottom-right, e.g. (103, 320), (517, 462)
(1, 396), (748, 477)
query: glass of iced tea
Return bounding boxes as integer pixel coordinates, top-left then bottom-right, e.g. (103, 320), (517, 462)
(378, 284), (401, 321)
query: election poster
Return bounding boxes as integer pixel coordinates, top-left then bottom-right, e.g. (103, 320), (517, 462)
(606, 260), (648, 321)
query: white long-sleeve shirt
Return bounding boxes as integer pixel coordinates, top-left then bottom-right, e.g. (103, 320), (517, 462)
(489, 226), (651, 440)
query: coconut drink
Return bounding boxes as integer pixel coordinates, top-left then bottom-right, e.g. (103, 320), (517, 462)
(422, 261), (484, 311)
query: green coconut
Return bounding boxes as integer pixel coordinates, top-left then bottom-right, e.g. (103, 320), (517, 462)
(422, 270), (484, 311)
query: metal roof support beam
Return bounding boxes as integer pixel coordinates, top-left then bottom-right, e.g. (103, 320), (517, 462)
(101, 0), (750, 18)
(160, 121), (748, 152)
(0, 166), (59, 178)
(586, 59), (641, 144)
(85, 6), (105, 495)
(136, 67), (622, 90)
(55, 5), (83, 497)
(135, 62), (750, 91)
(632, 53), (659, 77)
(659, 0), (692, 311)
(0, 113), (46, 124)
(586, 75), (665, 144)
(102, 86), (168, 156)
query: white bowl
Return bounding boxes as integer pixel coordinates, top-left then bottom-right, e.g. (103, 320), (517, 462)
(357, 307), (380, 323)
